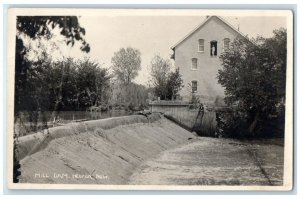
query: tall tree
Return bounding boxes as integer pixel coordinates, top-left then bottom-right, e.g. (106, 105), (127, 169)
(15, 16), (90, 116)
(111, 47), (141, 85)
(218, 28), (287, 134)
(13, 16), (91, 183)
(75, 59), (111, 108)
(150, 55), (171, 100)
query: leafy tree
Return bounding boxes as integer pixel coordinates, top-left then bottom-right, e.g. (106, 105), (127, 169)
(150, 55), (171, 100)
(150, 55), (183, 100)
(109, 81), (148, 109)
(16, 16), (90, 52)
(166, 68), (183, 100)
(13, 16), (91, 182)
(217, 28), (287, 134)
(75, 59), (111, 108)
(111, 47), (141, 85)
(15, 16), (90, 116)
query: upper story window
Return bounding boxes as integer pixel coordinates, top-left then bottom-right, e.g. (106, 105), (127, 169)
(191, 58), (198, 69)
(191, 81), (197, 93)
(210, 41), (217, 56)
(198, 39), (204, 52)
(223, 38), (230, 51)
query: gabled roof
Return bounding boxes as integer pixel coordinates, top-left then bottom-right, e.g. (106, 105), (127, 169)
(171, 16), (249, 50)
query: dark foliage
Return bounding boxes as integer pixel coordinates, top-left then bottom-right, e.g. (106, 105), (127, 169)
(15, 58), (111, 112)
(15, 16), (90, 116)
(217, 28), (287, 137)
(16, 16), (90, 52)
(14, 16), (91, 183)
(166, 68), (184, 100)
(13, 140), (21, 183)
(215, 109), (285, 138)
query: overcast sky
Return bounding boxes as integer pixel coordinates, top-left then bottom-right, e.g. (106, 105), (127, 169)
(44, 15), (287, 86)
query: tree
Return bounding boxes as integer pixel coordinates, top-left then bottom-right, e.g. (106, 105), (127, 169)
(217, 28), (287, 134)
(166, 68), (183, 100)
(13, 16), (91, 182)
(16, 16), (90, 52)
(15, 16), (90, 115)
(149, 55), (183, 100)
(111, 47), (141, 85)
(150, 55), (171, 100)
(75, 59), (111, 108)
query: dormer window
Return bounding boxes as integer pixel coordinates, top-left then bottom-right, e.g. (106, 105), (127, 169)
(210, 41), (218, 56)
(223, 38), (230, 51)
(198, 39), (204, 52)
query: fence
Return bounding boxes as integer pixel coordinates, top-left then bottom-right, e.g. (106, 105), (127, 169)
(149, 100), (217, 137)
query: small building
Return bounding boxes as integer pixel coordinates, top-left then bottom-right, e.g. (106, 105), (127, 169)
(171, 16), (248, 105)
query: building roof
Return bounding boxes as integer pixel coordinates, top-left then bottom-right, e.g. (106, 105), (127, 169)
(171, 16), (249, 50)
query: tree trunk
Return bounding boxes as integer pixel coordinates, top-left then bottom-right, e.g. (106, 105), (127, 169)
(51, 64), (65, 124)
(51, 96), (62, 125)
(248, 110), (260, 134)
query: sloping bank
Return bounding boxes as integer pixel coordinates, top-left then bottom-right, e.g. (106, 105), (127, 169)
(17, 113), (196, 184)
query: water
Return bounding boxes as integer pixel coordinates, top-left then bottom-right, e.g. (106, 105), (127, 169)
(14, 110), (133, 137)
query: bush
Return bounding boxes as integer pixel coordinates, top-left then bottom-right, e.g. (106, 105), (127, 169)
(189, 94), (200, 110)
(214, 96), (226, 107)
(127, 103), (135, 111)
(215, 109), (248, 138)
(215, 108), (285, 138)
(218, 30), (287, 137)
(192, 111), (217, 137)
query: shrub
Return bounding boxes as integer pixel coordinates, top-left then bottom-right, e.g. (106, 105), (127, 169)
(215, 109), (248, 138)
(127, 103), (135, 111)
(192, 111), (217, 137)
(214, 96), (226, 107)
(215, 108), (285, 138)
(189, 94), (200, 109)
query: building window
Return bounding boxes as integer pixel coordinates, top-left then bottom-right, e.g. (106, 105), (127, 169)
(191, 58), (198, 69)
(198, 39), (204, 52)
(210, 41), (217, 56)
(191, 81), (197, 93)
(223, 38), (230, 51)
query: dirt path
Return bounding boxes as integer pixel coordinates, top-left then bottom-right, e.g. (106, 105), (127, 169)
(129, 137), (283, 186)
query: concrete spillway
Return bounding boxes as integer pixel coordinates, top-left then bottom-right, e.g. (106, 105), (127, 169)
(16, 113), (283, 186)
(17, 113), (196, 184)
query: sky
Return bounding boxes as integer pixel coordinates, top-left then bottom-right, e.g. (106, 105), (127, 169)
(31, 15), (287, 86)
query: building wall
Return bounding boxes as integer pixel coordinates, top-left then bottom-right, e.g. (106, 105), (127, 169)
(174, 16), (241, 104)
